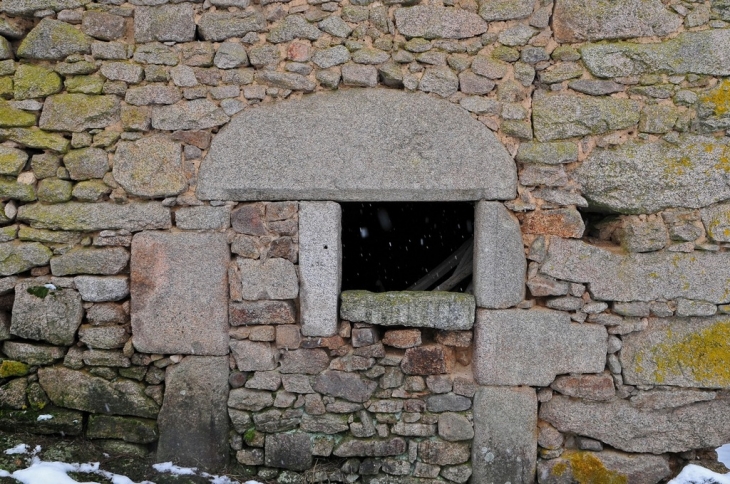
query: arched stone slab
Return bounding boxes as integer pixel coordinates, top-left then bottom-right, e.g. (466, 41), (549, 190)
(197, 89), (516, 201)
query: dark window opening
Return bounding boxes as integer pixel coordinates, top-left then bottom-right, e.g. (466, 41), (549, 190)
(341, 202), (475, 293)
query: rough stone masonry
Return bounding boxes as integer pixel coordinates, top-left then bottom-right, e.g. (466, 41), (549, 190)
(0, 0), (729, 482)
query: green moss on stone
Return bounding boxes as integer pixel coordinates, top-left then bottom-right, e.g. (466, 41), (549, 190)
(0, 145), (29, 175)
(0, 176), (36, 201)
(0, 360), (29, 378)
(64, 75), (104, 95)
(71, 179), (111, 201)
(37, 178), (73, 203)
(0, 77), (12, 99)
(492, 46), (520, 62)
(13, 64), (62, 101)
(26, 285), (50, 298)
(0, 101), (36, 128)
(1, 128), (70, 153)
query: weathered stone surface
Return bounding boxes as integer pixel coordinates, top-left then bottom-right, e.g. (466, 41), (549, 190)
(113, 137), (186, 198)
(0, 146), (29, 175)
(553, 0), (680, 42)
(313, 370), (377, 402)
(39, 94), (119, 132)
(198, 12), (266, 41)
(230, 340), (276, 371)
(630, 389), (716, 410)
(51, 247), (128, 276)
(532, 91), (640, 142)
(523, 208), (585, 238)
(427, 394), (471, 412)
(540, 394), (730, 453)
(11, 282), (82, 345)
(299, 202), (340, 337)
(266, 433), (312, 471)
(82, 12), (125, 41)
(551, 374), (615, 401)
(541, 237), (730, 303)
(134, 5), (195, 43)
(151, 99), (230, 131)
(131, 232), (229, 355)
(581, 30), (730, 78)
(13, 65), (62, 101)
(229, 300), (295, 326)
(479, 0), (535, 20)
(125, 86), (181, 106)
(3, 341), (65, 365)
(198, 89), (515, 201)
(472, 386), (536, 484)
(228, 388), (274, 411)
(175, 206), (229, 230)
(38, 367), (159, 418)
(621, 316), (730, 388)
(395, 6), (487, 39)
(340, 291), (474, 330)
(334, 437), (406, 457)
(78, 325), (129, 349)
(17, 19), (91, 60)
(401, 345), (454, 375)
(438, 412), (474, 441)
(420, 441), (470, 465)
(18, 202), (171, 232)
(515, 141), (578, 165)
(702, 202), (730, 243)
(382, 329), (421, 349)
(74, 276), (129, 302)
(474, 201), (525, 309)
(474, 308), (607, 386)
(157, 356), (229, 471)
(63, 148), (108, 181)
(0, 241), (51, 276)
(576, 135), (730, 214)
(3, 0), (89, 15)
(237, 258), (299, 300)
(279, 348), (329, 374)
(87, 415), (157, 444)
(0, 128), (70, 153)
(418, 66), (459, 97)
(268, 15), (321, 43)
(0, 407), (83, 436)
(537, 450), (671, 484)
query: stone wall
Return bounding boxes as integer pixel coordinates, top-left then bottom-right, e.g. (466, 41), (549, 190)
(0, 0), (729, 481)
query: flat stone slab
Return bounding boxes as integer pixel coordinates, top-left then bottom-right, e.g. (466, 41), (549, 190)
(538, 450), (671, 484)
(580, 30), (730, 78)
(472, 386), (536, 484)
(197, 89), (516, 201)
(621, 316), (730, 388)
(394, 6), (488, 39)
(18, 202), (171, 232)
(11, 281), (83, 346)
(575, 134), (730, 214)
(532, 91), (640, 142)
(157, 356), (229, 471)
(340, 291), (475, 330)
(541, 237), (730, 303)
(553, 0), (681, 42)
(38, 367), (159, 418)
(540, 395), (730, 454)
(474, 308), (607, 386)
(474, 201), (525, 309)
(131, 232), (229, 356)
(299, 201), (341, 337)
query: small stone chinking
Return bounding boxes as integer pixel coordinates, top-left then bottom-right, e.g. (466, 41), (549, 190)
(0, 0), (729, 481)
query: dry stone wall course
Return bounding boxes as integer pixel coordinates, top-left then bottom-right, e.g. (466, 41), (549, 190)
(0, 0), (728, 480)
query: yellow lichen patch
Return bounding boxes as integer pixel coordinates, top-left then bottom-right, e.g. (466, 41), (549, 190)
(0, 360), (29, 378)
(701, 80), (730, 116)
(552, 451), (628, 484)
(652, 320), (730, 386)
(663, 155), (694, 177)
(551, 460), (568, 477)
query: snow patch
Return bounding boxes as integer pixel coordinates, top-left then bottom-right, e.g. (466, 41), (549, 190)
(717, 444), (730, 468)
(152, 462), (197, 475)
(4, 444), (29, 455)
(36, 415), (53, 422)
(668, 464), (730, 484)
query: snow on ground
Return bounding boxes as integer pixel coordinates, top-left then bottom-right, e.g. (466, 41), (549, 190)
(668, 464), (730, 484)
(0, 444), (264, 484)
